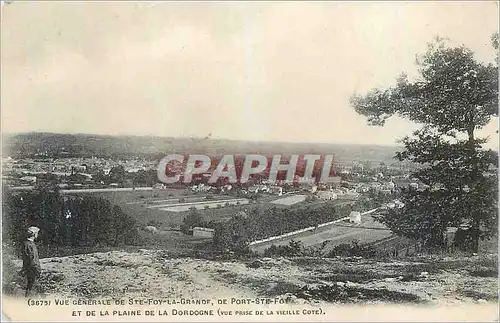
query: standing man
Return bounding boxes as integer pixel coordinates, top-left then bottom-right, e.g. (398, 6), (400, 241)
(22, 226), (41, 298)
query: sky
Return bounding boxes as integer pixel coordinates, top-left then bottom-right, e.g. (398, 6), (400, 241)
(1, 1), (499, 148)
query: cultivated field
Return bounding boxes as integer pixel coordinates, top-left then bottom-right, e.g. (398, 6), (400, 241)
(152, 198), (250, 212)
(92, 190), (249, 229)
(271, 195), (307, 206)
(250, 213), (392, 254)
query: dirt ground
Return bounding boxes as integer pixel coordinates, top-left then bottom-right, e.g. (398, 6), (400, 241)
(4, 250), (498, 307)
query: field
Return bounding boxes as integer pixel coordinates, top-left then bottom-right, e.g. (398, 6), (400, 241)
(271, 195), (307, 206)
(148, 198), (250, 212)
(81, 189), (366, 253)
(83, 189), (249, 229)
(250, 213), (393, 254)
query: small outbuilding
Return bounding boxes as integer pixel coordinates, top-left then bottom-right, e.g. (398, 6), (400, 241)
(349, 211), (361, 224)
(144, 226), (159, 234)
(192, 227), (215, 238)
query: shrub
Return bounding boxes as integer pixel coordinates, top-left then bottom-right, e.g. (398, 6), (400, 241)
(147, 220), (163, 228)
(180, 209), (204, 234)
(263, 240), (304, 257)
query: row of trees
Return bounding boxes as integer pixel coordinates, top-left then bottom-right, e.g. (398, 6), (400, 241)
(213, 204), (352, 252)
(351, 35), (499, 251)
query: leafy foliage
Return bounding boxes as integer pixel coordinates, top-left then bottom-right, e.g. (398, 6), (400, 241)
(351, 39), (498, 132)
(351, 37), (498, 251)
(2, 188), (140, 258)
(109, 165), (127, 184)
(180, 208), (205, 234)
(263, 240), (304, 257)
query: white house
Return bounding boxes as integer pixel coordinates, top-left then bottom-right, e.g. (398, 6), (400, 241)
(349, 211), (361, 224)
(268, 186), (283, 196)
(385, 181), (396, 190)
(192, 227), (215, 238)
(144, 226), (159, 234)
(317, 190), (337, 200)
(153, 183), (166, 190)
(337, 191), (360, 200)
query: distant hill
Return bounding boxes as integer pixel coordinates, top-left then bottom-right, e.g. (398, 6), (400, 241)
(2, 132), (403, 165)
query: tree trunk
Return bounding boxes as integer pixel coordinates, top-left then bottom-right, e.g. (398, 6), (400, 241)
(467, 126), (480, 253)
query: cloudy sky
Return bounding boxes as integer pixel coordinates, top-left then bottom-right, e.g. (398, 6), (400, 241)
(1, 1), (498, 147)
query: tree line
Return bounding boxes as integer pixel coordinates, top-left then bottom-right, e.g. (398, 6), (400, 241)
(212, 203), (353, 252)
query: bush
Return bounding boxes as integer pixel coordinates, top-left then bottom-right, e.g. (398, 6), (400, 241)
(2, 247), (22, 295)
(147, 220), (163, 228)
(305, 195), (317, 203)
(263, 240), (304, 257)
(180, 209), (204, 234)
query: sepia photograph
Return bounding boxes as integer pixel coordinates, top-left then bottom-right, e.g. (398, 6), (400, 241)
(1, 1), (499, 321)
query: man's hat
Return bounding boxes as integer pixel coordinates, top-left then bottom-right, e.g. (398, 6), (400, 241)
(27, 226), (40, 235)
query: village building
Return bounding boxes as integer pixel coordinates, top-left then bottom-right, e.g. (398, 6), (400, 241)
(316, 190), (337, 200)
(337, 190), (360, 200)
(192, 227), (215, 238)
(349, 211), (361, 224)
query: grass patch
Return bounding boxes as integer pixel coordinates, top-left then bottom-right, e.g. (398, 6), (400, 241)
(238, 277), (301, 296)
(468, 267), (498, 278)
(317, 267), (390, 283)
(218, 271), (239, 281)
(265, 281), (301, 297)
(457, 288), (498, 301)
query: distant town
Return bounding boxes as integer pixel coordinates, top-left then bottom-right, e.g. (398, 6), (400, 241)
(2, 148), (424, 208)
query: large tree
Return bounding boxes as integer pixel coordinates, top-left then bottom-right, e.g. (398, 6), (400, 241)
(350, 36), (498, 251)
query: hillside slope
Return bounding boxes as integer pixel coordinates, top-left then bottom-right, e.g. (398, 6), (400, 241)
(4, 250), (498, 306)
